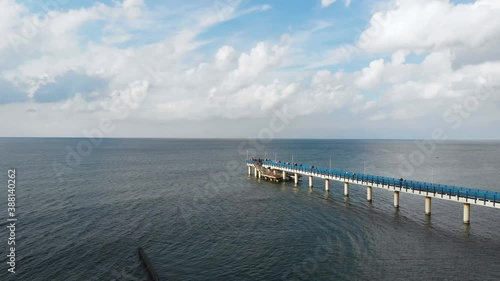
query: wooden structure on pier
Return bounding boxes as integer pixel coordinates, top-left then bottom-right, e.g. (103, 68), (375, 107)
(255, 164), (285, 182)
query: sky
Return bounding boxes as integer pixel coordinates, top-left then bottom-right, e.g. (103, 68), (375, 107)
(0, 0), (499, 139)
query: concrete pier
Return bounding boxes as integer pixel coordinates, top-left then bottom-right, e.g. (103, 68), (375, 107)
(394, 191), (400, 208)
(464, 203), (471, 224)
(425, 197), (432, 216)
(246, 159), (500, 227)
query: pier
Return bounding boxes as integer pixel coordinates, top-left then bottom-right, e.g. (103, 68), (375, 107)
(246, 159), (500, 224)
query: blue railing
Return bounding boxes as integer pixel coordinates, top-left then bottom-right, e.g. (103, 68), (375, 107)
(247, 159), (499, 204)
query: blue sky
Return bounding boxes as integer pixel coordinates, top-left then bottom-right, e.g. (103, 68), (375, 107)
(0, 0), (499, 138)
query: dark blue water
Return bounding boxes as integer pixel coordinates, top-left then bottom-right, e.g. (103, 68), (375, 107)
(1, 138), (500, 280)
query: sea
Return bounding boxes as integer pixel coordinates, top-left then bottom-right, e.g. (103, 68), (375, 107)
(1, 138), (500, 281)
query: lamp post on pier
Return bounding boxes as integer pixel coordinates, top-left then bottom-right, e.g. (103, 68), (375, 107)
(431, 166), (434, 186)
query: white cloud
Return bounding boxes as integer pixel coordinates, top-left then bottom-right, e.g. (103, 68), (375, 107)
(358, 0), (500, 55)
(321, 0), (336, 8)
(355, 59), (385, 89)
(1, 0), (500, 138)
(48, 6), (104, 36)
(218, 41), (289, 92)
(321, 0), (352, 8)
(235, 42), (287, 77)
(101, 33), (133, 45)
(305, 44), (358, 69)
(391, 50), (407, 65)
(215, 45), (237, 70)
(122, 0), (145, 19)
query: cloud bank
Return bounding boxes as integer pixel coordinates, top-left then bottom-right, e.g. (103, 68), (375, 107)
(0, 0), (498, 138)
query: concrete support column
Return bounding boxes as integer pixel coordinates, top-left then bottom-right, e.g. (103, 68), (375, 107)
(344, 182), (349, 197)
(248, 166), (251, 176)
(254, 167), (258, 178)
(367, 186), (372, 202)
(283, 170), (286, 182)
(325, 179), (330, 191)
(294, 173), (299, 185)
(309, 176), (313, 188)
(394, 191), (400, 208)
(463, 203), (471, 224)
(425, 197), (432, 216)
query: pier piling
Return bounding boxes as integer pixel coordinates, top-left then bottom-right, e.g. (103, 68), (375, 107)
(394, 191), (400, 208)
(464, 203), (471, 224)
(425, 197), (432, 216)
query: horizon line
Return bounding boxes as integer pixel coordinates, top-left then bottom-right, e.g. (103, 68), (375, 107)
(1, 136), (499, 141)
